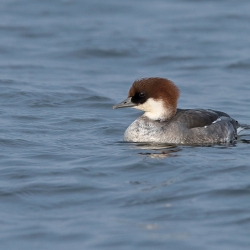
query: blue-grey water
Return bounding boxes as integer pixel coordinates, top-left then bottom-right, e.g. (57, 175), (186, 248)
(1, 0), (250, 249)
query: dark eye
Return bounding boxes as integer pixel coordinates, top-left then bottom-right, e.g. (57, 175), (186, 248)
(138, 92), (145, 98)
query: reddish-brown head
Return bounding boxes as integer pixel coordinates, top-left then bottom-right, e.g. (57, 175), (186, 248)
(127, 77), (180, 120)
(113, 77), (180, 121)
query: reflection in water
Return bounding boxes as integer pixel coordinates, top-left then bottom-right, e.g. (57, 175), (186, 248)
(131, 143), (181, 158)
(239, 133), (250, 144)
(241, 139), (250, 144)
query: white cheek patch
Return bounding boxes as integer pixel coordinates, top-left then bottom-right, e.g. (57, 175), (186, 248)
(133, 98), (173, 120)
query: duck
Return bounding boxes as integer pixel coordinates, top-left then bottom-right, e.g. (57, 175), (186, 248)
(113, 77), (244, 145)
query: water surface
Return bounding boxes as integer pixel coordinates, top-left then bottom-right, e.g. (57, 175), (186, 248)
(1, 0), (250, 249)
